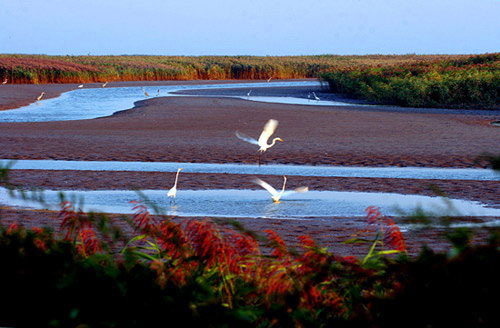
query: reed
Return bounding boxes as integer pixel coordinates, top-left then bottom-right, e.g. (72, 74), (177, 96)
(0, 54), (469, 84)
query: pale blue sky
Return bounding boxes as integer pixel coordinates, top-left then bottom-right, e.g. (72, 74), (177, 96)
(1, 0), (499, 55)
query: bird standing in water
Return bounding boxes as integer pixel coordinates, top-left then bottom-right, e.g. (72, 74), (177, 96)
(167, 168), (183, 204)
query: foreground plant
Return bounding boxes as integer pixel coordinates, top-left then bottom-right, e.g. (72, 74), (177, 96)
(0, 198), (498, 327)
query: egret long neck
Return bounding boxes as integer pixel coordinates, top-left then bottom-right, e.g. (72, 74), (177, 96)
(174, 170), (181, 187)
(281, 177), (287, 195)
(269, 138), (280, 148)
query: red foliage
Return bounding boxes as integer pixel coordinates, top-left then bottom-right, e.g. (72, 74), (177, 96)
(365, 206), (406, 252)
(76, 228), (102, 256)
(130, 200), (158, 234)
(59, 201), (92, 241)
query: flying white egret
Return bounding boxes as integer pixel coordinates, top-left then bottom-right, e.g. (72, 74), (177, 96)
(236, 119), (283, 166)
(36, 92), (45, 101)
(102, 81), (108, 87)
(312, 92), (320, 101)
(143, 88), (149, 97)
(2, 78), (7, 85)
(253, 176), (308, 203)
(78, 84), (83, 88)
(167, 168), (183, 203)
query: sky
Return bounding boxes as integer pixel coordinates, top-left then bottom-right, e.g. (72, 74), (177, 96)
(0, 0), (499, 56)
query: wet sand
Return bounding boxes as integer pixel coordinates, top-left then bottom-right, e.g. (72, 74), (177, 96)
(0, 81), (499, 255)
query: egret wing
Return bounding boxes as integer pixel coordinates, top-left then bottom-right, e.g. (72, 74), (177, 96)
(282, 186), (309, 198)
(236, 131), (259, 145)
(257, 119), (278, 146)
(252, 178), (279, 197)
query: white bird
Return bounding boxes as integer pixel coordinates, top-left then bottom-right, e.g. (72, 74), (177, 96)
(267, 76), (273, 82)
(307, 93), (311, 101)
(78, 84), (83, 88)
(236, 119), (283, 153)
(143, 88), (149, 97)
(247, 90), (252, 98)
(167, 168), (183, 202)
(2, 78), (7, 85)
(102, 81), (108, 87)
(253, 176), (308, 203)
(36, 92), (45, 101)
(236, 119), (283, 166)
(312, 92), (320, 101)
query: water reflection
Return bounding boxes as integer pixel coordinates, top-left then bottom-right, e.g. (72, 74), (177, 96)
(1, 187), (499, 219)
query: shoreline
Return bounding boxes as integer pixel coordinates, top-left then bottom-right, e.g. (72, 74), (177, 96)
(0, 79), (314, 111)
(0, 81), (498, 254)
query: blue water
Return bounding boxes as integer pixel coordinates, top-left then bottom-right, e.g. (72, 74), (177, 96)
(1, 187), (499, 220)
(1, 159), (498, 181)
(0, 81), (345, 122)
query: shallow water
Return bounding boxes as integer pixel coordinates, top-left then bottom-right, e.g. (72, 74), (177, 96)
(1, 187), (499, 220)
(0, 81), (346, 122)
(1, 159), (498, 181)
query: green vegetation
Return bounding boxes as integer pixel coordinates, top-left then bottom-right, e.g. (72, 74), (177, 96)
(321, 53), (500, 109)
(0, 54), (468, 84)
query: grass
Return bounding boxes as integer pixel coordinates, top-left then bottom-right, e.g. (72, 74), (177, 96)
(320, 53), (500, 109)
(0, 54), (471, 84)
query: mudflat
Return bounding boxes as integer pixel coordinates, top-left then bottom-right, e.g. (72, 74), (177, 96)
(0, 80), (498, 252)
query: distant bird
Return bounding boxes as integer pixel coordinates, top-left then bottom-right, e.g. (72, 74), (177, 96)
(2, 78), (7, 85)
(156, 89), (160, 96)
(312, 92), (320, 101)
(267, 76), (273, 82)
(102, 81), (108, 87)
(78, 84), (84, 88)
(247, 90), (252, 98)
(307, 93), (311, 101)
(167, 168), (183, 203)
(36, 92), (45, 101)
(143, 88), (149, 97)
(253, 176), (308, 203)
(236, 119), (283, 165)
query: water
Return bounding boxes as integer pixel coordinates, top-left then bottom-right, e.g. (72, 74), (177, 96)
(1, 187), (499, 220)
(0, 81), (346, 122)
(1, 159), (498, 181)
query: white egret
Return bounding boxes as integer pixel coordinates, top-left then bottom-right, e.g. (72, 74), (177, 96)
(247, 90), (252, 98)
(312, 92), (320, 101)
(236, 119), (284, 166)
(253, 176), (308, 203)
(167, 168), (183, 203)
(102, 81), (108, 87)
(78, 84), (83, 88)
(267, 76), (273, 82)
(2, 78), (7, 85)
(36, 92), (45, 101)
